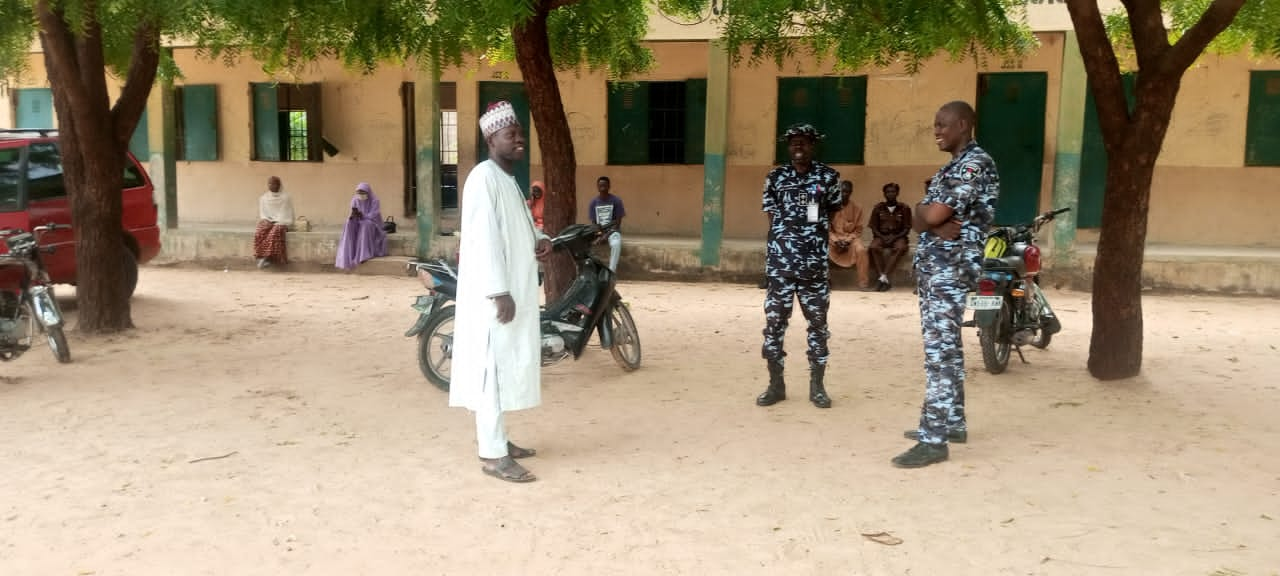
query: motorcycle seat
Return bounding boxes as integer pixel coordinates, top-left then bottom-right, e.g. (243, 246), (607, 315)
(983, 258), (1016, 272)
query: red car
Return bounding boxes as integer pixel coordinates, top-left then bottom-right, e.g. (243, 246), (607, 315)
(0, 129), (161, 296)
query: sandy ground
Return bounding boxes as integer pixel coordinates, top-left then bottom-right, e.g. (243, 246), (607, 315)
(1, 267), (1278, 576)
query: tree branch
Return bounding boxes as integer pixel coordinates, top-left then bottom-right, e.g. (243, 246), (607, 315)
(1165, 0), (1247, 73)
(33, 0), (87, 113)
(1126, 0), (1171, 71)
(112, 22), (161, 147)
(1066, 0), (1129, 131)
(75, 0), (110, 115)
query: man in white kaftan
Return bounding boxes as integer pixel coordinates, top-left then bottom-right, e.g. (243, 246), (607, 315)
(449, 101), (552, 483)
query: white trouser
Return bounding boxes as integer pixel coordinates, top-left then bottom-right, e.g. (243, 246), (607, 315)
(474, 371), (508, 459)
(607, 231), (622, 272)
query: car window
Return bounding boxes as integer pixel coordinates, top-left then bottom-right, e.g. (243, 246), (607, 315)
(0, 147), (20, 212)
(123, 156), (146, 189)
(26, 142), (65, 202)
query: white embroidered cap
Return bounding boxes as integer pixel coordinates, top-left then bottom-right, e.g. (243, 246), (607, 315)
(479, 101), (520, 138)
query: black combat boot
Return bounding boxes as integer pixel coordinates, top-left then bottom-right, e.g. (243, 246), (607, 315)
(891, 442), (949, 468)
(756, 360), (786, 406)
(809, 363), (831, 408)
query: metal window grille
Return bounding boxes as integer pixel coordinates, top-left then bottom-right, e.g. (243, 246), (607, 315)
(287, 110), (308, 161)
(440, 110), (458, 165)
(647, 82), (686, 164)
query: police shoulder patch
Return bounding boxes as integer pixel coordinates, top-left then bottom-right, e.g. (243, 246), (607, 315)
(958, 161), (982, 182)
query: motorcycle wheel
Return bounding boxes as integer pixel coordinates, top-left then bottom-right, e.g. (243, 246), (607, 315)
(417, 306), (454, 392)
(46, 325), (70, 364)
(121, 245), (139, 299)
(979, 298), (1012, 374)
(607, 301), (641, 371)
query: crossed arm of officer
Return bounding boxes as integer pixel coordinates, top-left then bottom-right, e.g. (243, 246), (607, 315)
(913, 203), (961, 241)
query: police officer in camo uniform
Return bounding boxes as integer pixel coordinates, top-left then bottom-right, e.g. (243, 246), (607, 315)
(756, 123), (845, 409)
(893, 101), (1000, 469)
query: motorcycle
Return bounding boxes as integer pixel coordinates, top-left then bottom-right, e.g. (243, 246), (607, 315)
(0, 224), (72, 363)
(965, 207), (1070, 374)
(405, 222), (641, 391)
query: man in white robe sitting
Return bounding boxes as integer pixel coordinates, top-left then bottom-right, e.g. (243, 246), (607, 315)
(449, 101), (552, 483)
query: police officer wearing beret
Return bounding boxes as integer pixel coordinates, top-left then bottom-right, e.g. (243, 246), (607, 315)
(756, 124), (846, 409)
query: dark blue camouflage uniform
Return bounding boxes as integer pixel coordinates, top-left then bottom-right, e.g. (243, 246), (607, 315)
(913, 141), (1000, 444)
(762, 162), (843, 366)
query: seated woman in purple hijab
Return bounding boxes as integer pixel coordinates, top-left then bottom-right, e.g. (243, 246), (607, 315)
(335, 182), (389, 270)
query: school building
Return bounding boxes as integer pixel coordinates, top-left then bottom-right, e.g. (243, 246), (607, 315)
(3, 1), (1279, 291)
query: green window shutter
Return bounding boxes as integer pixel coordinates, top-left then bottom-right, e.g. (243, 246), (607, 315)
(15, 88), (53, 129)
(129, 106), (149, 162)
(251, 83), (280, 161)
(608, 82), (649, 165)
(1078, 73), (1138, 228)
(181, 85), (219, 161)
(305, 83), (323, 162)
(775, 77), (823, 164)
(1245, 71), (1280, 167)
(683, 78), (707, 165)
(820, 77), (866, 164)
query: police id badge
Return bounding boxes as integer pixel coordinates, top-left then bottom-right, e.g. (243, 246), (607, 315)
(806, 184), (819, 223)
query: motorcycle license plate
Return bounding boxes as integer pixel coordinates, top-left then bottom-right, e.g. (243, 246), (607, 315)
(966, 294), (1003, 310)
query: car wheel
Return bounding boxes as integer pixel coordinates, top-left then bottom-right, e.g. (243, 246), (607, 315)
(122, 245), (138, 298)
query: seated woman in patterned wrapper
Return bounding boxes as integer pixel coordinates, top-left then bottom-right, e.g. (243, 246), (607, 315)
(254, 175), (294, 269)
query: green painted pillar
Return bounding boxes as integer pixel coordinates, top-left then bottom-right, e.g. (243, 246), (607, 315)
(414, 61), (442, 259)
(700, 41), (731, 267)
(148, 57), (178, 230)
(1051, 31), (1086, 266)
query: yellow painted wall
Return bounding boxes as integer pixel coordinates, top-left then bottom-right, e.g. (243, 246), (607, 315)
(1071, 52), (1280, 247)
(1144, 54), (1280, 245)
(166, 52), (424, 227)
(4, 30), (1280, 248)
(452, 42), (710, 236)
(1, 54), (51, 128)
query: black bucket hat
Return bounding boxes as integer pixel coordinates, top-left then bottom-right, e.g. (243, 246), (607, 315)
(779, 123), (825, 142)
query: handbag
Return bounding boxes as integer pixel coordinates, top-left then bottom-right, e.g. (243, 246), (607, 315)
(383, 216), (397, 234)
(293, 215), (312, 232)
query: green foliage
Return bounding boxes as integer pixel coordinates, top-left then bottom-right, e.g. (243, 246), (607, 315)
(192, 0), (660, 79)
(0, 0), (34, 77)
(0, 0), (661, 84)
(547, 0), (654, 78)
(0, 0), (195, 80)
(1103, 0), (1280, 66)
(693, 0), (1037, 74)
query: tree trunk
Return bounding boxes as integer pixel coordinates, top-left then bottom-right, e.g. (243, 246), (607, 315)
(36, 3), (158, 332)
(1088, 148), (1152, 379)
(512, 2), (577, 300)
(65, 138), (133, 331)
(1066, 0), (1245, 381)
(1087, 73), (1179, 380)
